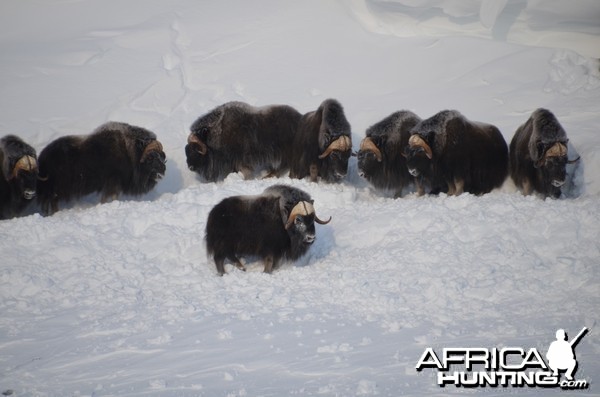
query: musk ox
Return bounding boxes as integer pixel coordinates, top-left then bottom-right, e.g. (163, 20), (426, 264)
(185, 101), (302, 181)
(404, 110), (508, 196)
(509, 108), (580, 198)
(357, 110), (421, 197)
(37, 121), (166, 215)
(289, 98), (352, 182)
(205, 184), (331, 275)
(0, 135), (39, 219)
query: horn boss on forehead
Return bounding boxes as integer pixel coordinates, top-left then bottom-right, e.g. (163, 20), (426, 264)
(140, 140), (164, 163)
(359, 137), (383, 162)
(408, 134), (433, 159)
(187, 133), (208, 155)
(544, 142), (567, 158)
(11, 155), (37, 179)
(318, 135), (352, 159)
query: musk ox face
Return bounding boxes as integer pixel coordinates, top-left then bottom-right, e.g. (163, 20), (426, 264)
(404, 134), (433, 178)
(357, 137), (383, 180)
(404, 145), (432, 178)
(287, 213), (317, 245)
(140, 143), (166, 189)
(185, 137), (208, 172)
(11, 155), (38, 200)
(535, 142), (569, 195)
(318, 134), (352, 181)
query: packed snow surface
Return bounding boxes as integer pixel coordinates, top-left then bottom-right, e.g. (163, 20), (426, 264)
(1, 1), (599, 396)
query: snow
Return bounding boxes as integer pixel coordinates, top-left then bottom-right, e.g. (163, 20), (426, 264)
(1, 0), (599, 396)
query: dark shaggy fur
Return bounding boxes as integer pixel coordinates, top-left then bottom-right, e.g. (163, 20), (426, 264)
(205, 185), (324, 275)
(37, 121), (166, 215)
(186, 102), (302, 181)
(0, 135), (38, 219)
(509, 108), (575, 198)
(405, 110), (508, 196)
(289, 99), (352, 182)
(357, 110), (421, 197)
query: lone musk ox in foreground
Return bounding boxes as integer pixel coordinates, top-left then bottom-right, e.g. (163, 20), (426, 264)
(357, 110), (421, 197)
(509, 108), (579, 198)
(404, 110), (508, 196)
(37, 122), (166, 215)
(0, 135), (39, 219)
(205, 184), (331, 275)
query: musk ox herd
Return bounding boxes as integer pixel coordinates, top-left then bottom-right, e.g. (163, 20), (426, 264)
(1, 99), (581, 274)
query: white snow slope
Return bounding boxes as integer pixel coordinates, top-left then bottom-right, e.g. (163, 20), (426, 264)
(1, 1), (599, 396)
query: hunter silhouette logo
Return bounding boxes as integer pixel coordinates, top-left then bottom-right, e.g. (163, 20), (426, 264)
(416, 326), (589, 389)
(547, 327), (588, 381)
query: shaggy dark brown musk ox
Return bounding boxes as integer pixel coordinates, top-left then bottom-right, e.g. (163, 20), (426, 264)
(357, 110), (421, 197)
(37, 122), (166, 215)
(0, 135), (39, 219)
(185, 101), (302, 181)
(289, 99), (352, 182)
(404, 110), (508, 196)
(205, 184), (331, 275)
(510, 108), (580, 198)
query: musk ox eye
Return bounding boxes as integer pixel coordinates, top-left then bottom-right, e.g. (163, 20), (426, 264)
(295, 215), (304, 224)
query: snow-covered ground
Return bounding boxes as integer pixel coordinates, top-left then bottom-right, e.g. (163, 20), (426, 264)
(1, 1), (599, 396)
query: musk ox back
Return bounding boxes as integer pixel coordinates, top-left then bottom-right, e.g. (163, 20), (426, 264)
(37, 121), (166, 215)
(509, 108), (579, 198)
(186, 101), (302, 181)
(205, 184), (331, 275)
(0, 135), (39, 219)
(404, 110), (508, 196)
(357, 110), (421, 197)
(289, 99), (352, 182)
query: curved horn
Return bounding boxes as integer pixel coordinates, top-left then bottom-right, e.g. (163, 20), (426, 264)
(140, 140), (164, 163)
(359, 137), (382, 162)
(568, 156), (581, 164)
(314, 214), (332, 225)
(408, 135), (433, 159)
(318, 135), (351, 159)
(187, 133), (208, 155)
(11, 155), (37, 179)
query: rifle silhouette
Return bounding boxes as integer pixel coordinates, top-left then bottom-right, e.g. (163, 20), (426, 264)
(569, 327), (588, 348)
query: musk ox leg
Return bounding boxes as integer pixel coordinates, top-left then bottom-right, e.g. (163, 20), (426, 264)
(448, 179), (465, 196)
(263, 255), (278, 274)
(100, 191), (119, 204)
(309, 164), (319, 182)
(214, 255), (226, 276)
(415, 180), (425, 196)
(42, 198), (59, 216)
(522, 179), (533, 196)
(240, 166), (253, 180)
(229, 255), (246, 272)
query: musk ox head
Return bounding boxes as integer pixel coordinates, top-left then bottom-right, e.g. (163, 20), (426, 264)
(185, 133), (209, 172)
(139, 139), (166, 190)
(284, 200), (331, 246)
(315, 99), (352, 181)
(10, 155), (38, 200)
(186, 106), (225, 172)
(357, 136), (383, 179)
(404, 134), (433, 178)
(535, 141), (570, 192)
(1, 135), (39, 200)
